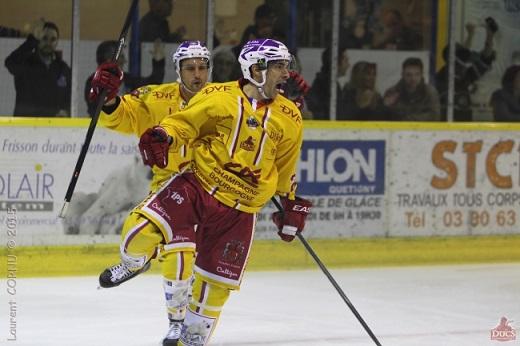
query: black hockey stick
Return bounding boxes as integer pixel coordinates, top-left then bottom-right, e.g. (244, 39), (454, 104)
(271, 197), (382, 346)
(59, 0), (139, 218)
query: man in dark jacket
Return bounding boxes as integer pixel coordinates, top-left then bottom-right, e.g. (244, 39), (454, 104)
(384, 57), (441, 121)
(307, 46), (350, 120)
(84, 39), (165, 117)
(5, 21), (71, 117)
(139, 0), (184, 43)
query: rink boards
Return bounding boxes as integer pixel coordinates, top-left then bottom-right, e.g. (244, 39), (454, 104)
(1, 118), (520, 246)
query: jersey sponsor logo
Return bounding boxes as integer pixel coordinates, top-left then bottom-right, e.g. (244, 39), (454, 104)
(152, 91), (176, 99)
(279, 104), (302, 124)
(160, 188), (185, 205)
(202, 85), (231, 95)
(130, 86), (151, 98)
(297, 140), (385, 195)
(172, 234), (190, 242)
(223, 162), (261, 187)
(216, 266), (239, 278)
(221, 240), (245, 265)
(246, 116), (259, 128)
(150, 200), (172, 221)
(239, 136), (256, 151)
(206, 166), (259, 201)
(267, 129), (282, 143)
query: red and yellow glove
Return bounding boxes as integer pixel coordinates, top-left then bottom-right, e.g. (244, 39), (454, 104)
(272, 196), (312, 242)
(89, 62), (123, 103)
(138, 127), (171, 168)
(281, 71), (310, 110)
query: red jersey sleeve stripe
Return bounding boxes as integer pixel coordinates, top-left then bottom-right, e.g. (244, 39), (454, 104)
(253, 107), (271, 166)
(229, 96), (244, 158)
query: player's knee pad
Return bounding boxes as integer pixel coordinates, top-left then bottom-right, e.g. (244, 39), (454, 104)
(164, 278), (190, 321)
(189, 272), (231, 319)
(160, 250), (196, 320)
(119, 213), (163, 269)
(159, 250), (195, 281)
(178, 274), (232, 346)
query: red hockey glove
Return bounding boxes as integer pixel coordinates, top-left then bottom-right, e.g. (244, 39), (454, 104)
(280, 71), (310, 110)
(89, 62), (124, 103)
(272, 196), (312, 242)
(138, 127), (171, 168)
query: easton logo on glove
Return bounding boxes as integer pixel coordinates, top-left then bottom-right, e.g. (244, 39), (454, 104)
(292, 204), (311, 213)
(271, 196), (312, 242)
(138, 126), (171, 168)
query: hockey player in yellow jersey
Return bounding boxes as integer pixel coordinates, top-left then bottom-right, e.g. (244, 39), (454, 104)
(90, 41), (212, 345)
(136, 38), (313, 345)
(95, 41), (212, 191)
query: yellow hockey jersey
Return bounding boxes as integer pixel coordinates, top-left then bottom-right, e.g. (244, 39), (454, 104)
(99, 83), (191, 191)
(160, 81), (303, 213)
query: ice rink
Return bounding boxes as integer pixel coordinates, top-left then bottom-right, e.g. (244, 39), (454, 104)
(1, 263), (519, 346)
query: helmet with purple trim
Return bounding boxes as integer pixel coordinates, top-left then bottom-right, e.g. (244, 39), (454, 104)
(172, 40), (211, 76)
(238, 38), (291, 86)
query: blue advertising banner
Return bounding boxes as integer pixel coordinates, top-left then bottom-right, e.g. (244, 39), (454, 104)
(297, 140), (386, 196)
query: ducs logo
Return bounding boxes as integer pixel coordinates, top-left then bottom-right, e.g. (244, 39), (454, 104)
(0, 172), (54, 211)
(297, 140), (385, 195)
(490, 317), (516, 341)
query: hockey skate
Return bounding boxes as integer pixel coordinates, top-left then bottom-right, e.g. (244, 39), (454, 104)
(98, 261), (151, 288)
(162, 319), (183, 345)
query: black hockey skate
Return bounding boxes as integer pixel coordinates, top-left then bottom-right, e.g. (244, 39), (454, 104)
(162, 319), (183, 345)
(98, 261), (151, 288)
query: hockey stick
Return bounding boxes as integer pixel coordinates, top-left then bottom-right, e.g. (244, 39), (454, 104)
(271, 197), (382, 346)
(59, 0), (139, 218)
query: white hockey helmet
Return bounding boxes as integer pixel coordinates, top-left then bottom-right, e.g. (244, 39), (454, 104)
(172, 40), (211, 77)
(238, 38), (292, 87)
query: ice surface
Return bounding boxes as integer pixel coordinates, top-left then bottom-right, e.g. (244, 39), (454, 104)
(1, 264), (518, 345)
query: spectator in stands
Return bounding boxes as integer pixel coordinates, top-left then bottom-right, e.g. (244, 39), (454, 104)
(383, 57), (440, 121)
(436, 18), (498, 121)
(307, 46), (350, 120)
(139, 0), (185, 43)
(341, 61), (386, 120)
(84, 39), (165, 117)
(237, 4), (275, 47)
(212, 47), (236, 83)
(0, 25), (23, 38)
(231, 4), (275, 58)
(372, 8), (422, 50)
(342, 16), (374, 49)
(228, 4), (277, 80)
(4, 20), (71, 117)
(490, 65), (520, 122)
